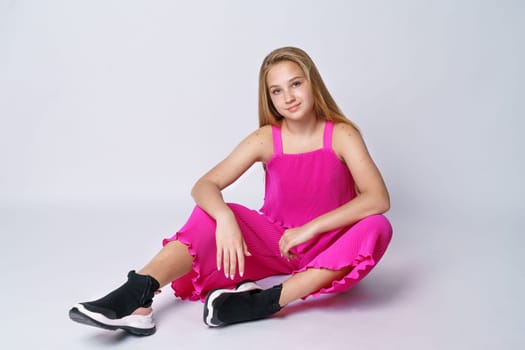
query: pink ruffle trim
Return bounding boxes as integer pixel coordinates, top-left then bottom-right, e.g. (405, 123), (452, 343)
(295, 253), (377, 299)
(162, 236), (207, 302)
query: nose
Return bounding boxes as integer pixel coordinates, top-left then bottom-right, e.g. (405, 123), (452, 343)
(283, 89), (295, 104)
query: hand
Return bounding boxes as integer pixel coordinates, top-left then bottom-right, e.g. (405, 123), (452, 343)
(278, 224), (317, 260)
(215, 214), (251, 279)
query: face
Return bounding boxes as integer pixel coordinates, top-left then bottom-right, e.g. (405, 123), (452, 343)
(266, 61), (315, 122)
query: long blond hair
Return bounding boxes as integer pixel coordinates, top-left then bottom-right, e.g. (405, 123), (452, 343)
(258, 47), (358, 130)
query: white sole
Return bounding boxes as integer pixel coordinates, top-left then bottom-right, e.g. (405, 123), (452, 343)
(69, 303), (156, 336)
(203, 281), (262, 327)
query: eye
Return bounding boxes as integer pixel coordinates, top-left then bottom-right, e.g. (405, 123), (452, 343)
(271, 89), (281, 95)
(292, 81), (302, 88)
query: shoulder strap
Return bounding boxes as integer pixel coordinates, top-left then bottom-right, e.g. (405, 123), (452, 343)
(271, 124), (283, 155)
(323, 121), (334, 149)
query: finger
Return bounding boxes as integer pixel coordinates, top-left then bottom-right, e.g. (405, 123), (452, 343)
(243, 241), (252, 257)
(223, 250), (230, 279)
(281, 239), (291, 258)
(282, 241), (293, 260)
(278, 237), (286, 256)
(229, 249), (236, 279)
(280, 244), (288, 259)
(216, 246), (222, 271)
(237, 248), (245, 278)
(285, 249), (296, 259)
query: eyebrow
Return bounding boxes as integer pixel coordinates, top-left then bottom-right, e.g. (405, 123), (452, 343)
(268, 76), (304, 89)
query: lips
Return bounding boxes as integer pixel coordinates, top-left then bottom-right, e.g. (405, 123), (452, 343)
(287, 103), (300, 112)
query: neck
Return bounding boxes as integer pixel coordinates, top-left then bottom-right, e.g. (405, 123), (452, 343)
(282, 116), (320, 136)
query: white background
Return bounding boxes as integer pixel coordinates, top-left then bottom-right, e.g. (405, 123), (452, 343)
(1, 1), (523, 349)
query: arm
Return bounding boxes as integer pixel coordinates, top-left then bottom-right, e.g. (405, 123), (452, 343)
(307, 122), (390, 232)
(191, 126), (273, 278)
(279, 123), (390, 258)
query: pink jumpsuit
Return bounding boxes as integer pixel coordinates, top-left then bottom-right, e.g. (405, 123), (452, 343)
(163, 121), (393, 301)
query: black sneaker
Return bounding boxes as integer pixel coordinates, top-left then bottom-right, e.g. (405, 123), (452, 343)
(203, 281), (282, 327)
(69, 271), (159, 336)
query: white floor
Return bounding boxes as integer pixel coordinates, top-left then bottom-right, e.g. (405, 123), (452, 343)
(1, 200), (522, 350)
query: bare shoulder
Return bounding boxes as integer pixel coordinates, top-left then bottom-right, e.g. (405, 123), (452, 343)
(332, 122), (367, 160)
(333, 121), (361, 140)
(249, 124), (273, 141)
(240, 125), (274, 163)
(244, 125), (272, 148)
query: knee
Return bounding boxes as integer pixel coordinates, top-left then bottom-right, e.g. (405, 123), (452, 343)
(179, 205), (217, 233)
(360, 214), (393, 235)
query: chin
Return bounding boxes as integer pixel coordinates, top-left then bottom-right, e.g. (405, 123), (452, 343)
(286, 113), (309, 121)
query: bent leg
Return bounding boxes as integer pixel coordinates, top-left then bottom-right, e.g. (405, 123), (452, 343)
(138, 240), (193, 287)
(280, 214), (392, 306)
(279, 266), (353, 306)
(293, 214), (393, 299)
(203, 214), (392, 327)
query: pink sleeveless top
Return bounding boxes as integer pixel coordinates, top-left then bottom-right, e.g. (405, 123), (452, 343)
(260, 121), (356, 228)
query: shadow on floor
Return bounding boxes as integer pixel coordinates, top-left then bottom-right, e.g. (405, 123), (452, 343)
(278, 262), (419, 317)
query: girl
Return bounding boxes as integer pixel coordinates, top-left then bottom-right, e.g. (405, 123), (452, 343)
(69, 46), (393, 336)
